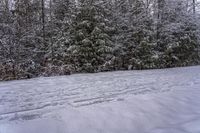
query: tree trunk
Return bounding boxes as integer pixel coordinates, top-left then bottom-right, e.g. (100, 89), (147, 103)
(193, 0), (195, 14)
(49, 0), (54, 62)
(41, 0), (45, 47)
(156, 0), (165, 42)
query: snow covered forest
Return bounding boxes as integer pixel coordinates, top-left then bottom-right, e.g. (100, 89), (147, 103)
(1, 0), (200, 80)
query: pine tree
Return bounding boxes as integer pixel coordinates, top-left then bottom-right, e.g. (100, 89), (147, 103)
(114, 0), (156, 70)
(157, 0), (200, 67)
(66, 0), (115, 72)
(43, 0), (77, 76)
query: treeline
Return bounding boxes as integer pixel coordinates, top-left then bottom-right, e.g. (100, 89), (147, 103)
(0, 0), (200, 80)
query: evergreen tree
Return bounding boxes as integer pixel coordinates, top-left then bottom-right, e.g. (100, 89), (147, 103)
(66, 0), (115, 72)
(114, 0), (157, 70)
(157, 0), (200, 67)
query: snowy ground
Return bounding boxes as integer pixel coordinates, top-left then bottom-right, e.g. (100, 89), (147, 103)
(0, 66), (200, 133)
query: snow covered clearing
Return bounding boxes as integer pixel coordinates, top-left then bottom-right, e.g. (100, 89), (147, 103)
(0, 66), (200, 133)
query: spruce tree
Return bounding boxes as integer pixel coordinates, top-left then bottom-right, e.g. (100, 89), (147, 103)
(157, 0), (200, 67)
(67, 1), (115, 72)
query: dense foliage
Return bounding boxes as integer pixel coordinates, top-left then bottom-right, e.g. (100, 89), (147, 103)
(0, 0), (200, 80)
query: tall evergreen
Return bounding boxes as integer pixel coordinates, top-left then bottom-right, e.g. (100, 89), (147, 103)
(156, 0), (200, 67)
(66, 0), (115, 72)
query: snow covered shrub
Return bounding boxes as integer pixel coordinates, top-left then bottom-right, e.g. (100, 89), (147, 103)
(43, 64), (72, 76)
(0, 61), (18, 81)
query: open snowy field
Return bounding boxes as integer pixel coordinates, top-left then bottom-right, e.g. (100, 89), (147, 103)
(0, 66), (200, 133)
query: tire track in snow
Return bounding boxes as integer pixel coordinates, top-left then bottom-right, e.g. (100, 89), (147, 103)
(0, 66), (199, 122)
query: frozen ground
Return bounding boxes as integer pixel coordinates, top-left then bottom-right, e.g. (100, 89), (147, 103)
(0, 66), (200, 133)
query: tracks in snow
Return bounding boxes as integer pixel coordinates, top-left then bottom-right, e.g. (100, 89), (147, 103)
(0, 66), (200, 122)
